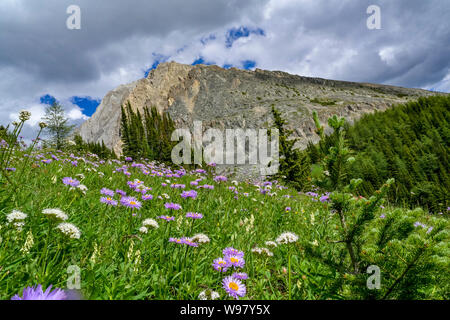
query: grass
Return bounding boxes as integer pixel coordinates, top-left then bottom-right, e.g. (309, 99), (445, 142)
(0, 148), (448, 300)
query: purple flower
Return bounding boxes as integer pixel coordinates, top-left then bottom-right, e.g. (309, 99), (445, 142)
(100, 197), (118, 206)
(125, 157), (133, 162)
(182, 237), (199, 247)
(285, 207), (291, 212)
(158, 216), (175, 221)
(320, 195), (330, 203)
(142, 194), (153, 201)
(214, 175), (227, 182)
(11, 285), (67, 300)
(62, 177), (80, 187)
(232, 272), (248, 280)
(6, 167), (16, 172)
(116, 189), (127, 196)
(225, 255), (246, 269)
(164, 203), (182, 210)
(100, 188), (115, 197)
(120, 196), (142, 210)
(212, 258), (229, 272)
(380, 214), (386, 219)
(222, 276), (246, 300)
(181, 190), (198, 199)
(186, 212), (203, 219)
(223, 247), (244, 258)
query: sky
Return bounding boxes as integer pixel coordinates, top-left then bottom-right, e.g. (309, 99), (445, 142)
(0, 0), (449, 140)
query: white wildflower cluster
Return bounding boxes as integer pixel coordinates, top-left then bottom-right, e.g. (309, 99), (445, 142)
(191, 233), (210, 244)
(142, 218), (159, 229)
(6, 210), (27, 230)
(276, 232), (299, 245)
(198, 290), (220, 300)
(19, 110), (31, 122)
(251, 247), (274, 256)
(265, 241), (278, 248)
(42, 208), (68, 221)
(139, 226), (148, 234)
(20, 231), (34, 254)
(56, 222), (81, 239)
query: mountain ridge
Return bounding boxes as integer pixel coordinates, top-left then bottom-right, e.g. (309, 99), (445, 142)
(77, 61), (442, 157)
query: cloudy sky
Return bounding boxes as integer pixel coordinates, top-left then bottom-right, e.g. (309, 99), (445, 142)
(1, 0), (449, 139)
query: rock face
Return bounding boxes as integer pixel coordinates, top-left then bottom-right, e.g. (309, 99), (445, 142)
(78, 61), (438, 158)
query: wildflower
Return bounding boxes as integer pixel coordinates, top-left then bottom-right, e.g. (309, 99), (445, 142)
(380, 214), (386, 219)
(214, 175), (228, 182)
(265, 241), (277, 248)
(62, 177), (80, 187)
(164, 202), (182, 210)
(222, 276), (246, 300)
(169, 237), (184, 244)
(232, 272), (248, 280)
(120, 196), (142, 210)
(225, 255), (246, 268)
(251, 247), (273, 257)
(212, 258), (229, 272)
(56, 223), (81, 239)
(142, 194), (153, 201)
(100, 188), (114, 197)
(158, 216), (175, 221)
(20, 231), (34, 254)
(100, 197), (118, 206)
(19, 110), (32, 122)
(39, 122), (47, 129)
(11, 285), (67, 300)
(198, 290), (220, 300)
(186, 212), (203, 219)
(142, 218), (159, 229)
(191, 233), (210, 244)
(42, 208), (68, 221)
(276, 232), (298, 245)
(182, 237), (199, 247)
(181, 190), (198, 199)
(6, 210), (27, 223)
(285, 207), (291, 212)
(223, 247), (244, 258)
(139, 226), (148, 234)
(116, 189), (127, 196)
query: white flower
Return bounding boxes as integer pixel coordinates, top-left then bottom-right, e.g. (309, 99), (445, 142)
(265, 241), (278, 248)
(251, 247), (273, 256)
(198, 290), (220, 300)
(276, 232), (298, 245)
(139, 226), (148, 234)
(6, 210), (27, 223)
(142, 218), (159, 229)
(42, 208), (68, 221)
(56, 223), (81, 239)
(20, 231), (34, 254)
(191, 233), (210, 244)
(19, 110), (31, 121)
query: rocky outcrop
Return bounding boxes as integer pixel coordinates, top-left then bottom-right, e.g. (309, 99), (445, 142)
(77, 61), (439, 157)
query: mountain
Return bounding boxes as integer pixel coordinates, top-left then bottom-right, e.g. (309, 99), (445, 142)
(77, 61), (439, 158)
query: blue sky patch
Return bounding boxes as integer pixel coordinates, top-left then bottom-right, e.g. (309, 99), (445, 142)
(144, 53), (169, 77)
(242, 60), (256, 70)
(39, 94), (57, 105)
(226, 26), (265, 48)
(70, 96), (101, 117)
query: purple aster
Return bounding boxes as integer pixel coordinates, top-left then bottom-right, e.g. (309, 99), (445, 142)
(100, 197), (118, 206)
(222, 276), (246, 300)
(116, 189), (127, 196)
(125, 157), (133, 162)
(169, 237), (184, 244)
(225, 255), (246, 269)
(186, 212), (203, 219)
(214, 175), (228, 182)
(120, 196), (142, 210)
(158, 216), (175, 221)
(212, 258), (229, 272)
(100, 188), (115, 197)
(320, 195), (330, 203)
(181, 190), (198, 199)
(285, 207), (291, 212)
(142, 194), (153, 201)
(164, 202), (182, 210)
(232, 272), (249, 280)
(380, 214), (386, 219)
(182, 237), (199, 247)
(62, 177), (80, 187)
(11, 285), (67, 300)
(223, 247), (244, 258)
